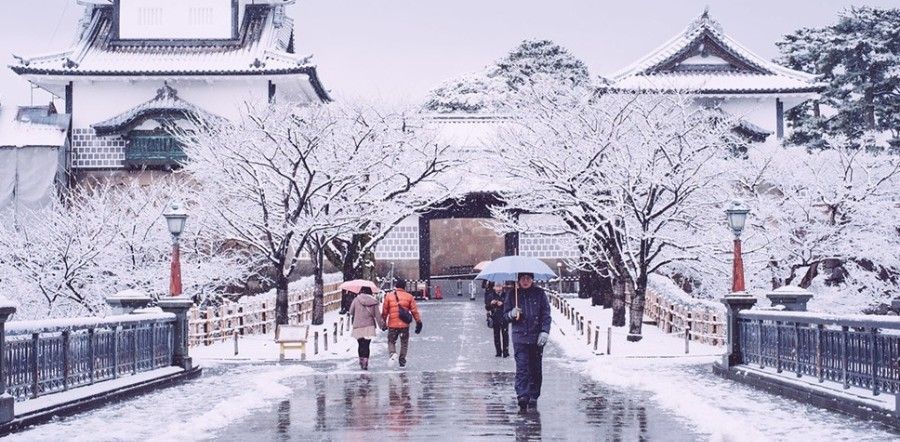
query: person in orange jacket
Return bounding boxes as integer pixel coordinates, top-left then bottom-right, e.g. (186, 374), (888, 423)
(381, 279), (422, 368)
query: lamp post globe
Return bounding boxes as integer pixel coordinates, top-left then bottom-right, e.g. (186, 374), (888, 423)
(163, 201), (188, 238)
(164, 201), (188, 297)
(725, 201), (750, 296)
(725, 200), (750, 239)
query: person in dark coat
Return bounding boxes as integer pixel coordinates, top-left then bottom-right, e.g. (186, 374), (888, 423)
(503, 272), (551, 411)
(484, 282), (509, 357)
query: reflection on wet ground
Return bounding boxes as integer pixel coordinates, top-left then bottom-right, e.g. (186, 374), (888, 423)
(221, 299), (700, 441)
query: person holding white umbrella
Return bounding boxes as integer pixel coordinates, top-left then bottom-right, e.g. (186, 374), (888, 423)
(475, 257), (554, 412)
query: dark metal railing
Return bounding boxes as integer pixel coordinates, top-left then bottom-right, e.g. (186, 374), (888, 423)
(4, 314), (175, 401)
(736, 310), (900, 396)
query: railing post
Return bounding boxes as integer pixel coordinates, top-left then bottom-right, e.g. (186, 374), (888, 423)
(314, 332), (319, 355)
(720, 295), (757, 368)
(794, 323), (801, 377)
(158, 297), (195, 371)
(0, 302), (16, 423)
(323, 329), (329, 352)
(684, 327), (690, 354)
(30, 333), (39, 399)
(587, 321), (592, 345)
(871, 328), (879, 396)
(112, 326), (119, 379)
(841, 325), (849, 389)
(593, 327), (599, 352)
(87, 328), (96, 385)
(757, 319), (764, 369)
(775, 321), (782, 373)
(606, 326), (612, 355)
(62, 330), (70, 391)
(333, 323), (338, 344)
(131, 326), (138, 375)
(816, 324), (823, 383)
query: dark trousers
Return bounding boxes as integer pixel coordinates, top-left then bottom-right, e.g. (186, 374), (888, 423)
(357, 338), (371, 358)
(513, 343), (544, 401)
(493, 323), (509, 355)
(387, 327), (410, 364)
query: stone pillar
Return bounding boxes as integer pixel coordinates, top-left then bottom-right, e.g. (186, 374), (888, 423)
(158, 297), (194, 371)
(766, 286), (813, 312)
(105, 290), (152, 315)
(0, 300), (16, 424)
(721, 294), (757, 368)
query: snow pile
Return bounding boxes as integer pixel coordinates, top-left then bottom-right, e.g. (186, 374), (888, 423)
(647, 274), (724, 313)
(549, 302), (896, 441)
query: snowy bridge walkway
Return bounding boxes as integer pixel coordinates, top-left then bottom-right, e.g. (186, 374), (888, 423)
(8, 298), (899, 440)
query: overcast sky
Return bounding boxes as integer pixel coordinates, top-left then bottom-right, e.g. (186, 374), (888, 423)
(0, 0), (894, 108)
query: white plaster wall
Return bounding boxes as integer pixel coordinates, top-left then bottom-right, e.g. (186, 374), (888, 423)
(719, 97), (777, 132)
(70, 78), (270, 127)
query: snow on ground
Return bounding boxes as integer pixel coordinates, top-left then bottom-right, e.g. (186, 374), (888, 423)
(8, 364), (316, 441)
(191, 308), (358, 363)
(550, 298), (898, 441)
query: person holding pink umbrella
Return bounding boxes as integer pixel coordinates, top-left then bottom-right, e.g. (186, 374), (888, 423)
(348, 286), (386, 370)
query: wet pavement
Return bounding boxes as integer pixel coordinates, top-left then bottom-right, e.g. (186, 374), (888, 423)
(219, 298), (701, 441)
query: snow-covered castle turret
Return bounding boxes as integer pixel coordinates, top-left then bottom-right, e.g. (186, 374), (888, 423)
(605, 9), (824, 141)
(10, 0), (329, 174)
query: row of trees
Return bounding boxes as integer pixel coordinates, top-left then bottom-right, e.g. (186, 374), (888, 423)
(0, 180), (253, 319)
(181, 104), (460, 325)
(489, 86), (900, 339)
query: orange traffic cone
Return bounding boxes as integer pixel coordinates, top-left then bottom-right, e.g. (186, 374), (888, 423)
(434, 285), (443, 300)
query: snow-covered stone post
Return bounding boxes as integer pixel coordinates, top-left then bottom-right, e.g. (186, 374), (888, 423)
(766, 286), (814, 312)
(0, 297), (16, 423)
(158, 297), (194, 371)
(721, 295), (757, 368)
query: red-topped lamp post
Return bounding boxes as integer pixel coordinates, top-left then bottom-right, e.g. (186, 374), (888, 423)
(163, 201), (188, 297)
(725, 200), (750, 294)
(721, 200), (756, 368)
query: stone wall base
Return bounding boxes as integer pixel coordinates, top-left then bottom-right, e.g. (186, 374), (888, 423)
(713, 363), (899, 430)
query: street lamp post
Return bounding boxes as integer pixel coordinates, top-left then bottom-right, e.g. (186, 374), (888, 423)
(163, 201), (188, 297)
(725, 200), (750, 295)
(556, 261), (563, 293)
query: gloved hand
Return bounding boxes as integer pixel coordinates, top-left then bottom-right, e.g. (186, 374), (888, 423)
(414, 321), (423, 334)
(537, 332), (549, 346)
(507, 307), (522, 321)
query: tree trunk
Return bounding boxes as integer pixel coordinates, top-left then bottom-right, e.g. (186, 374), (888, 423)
(611, 275), (626, 327)
(275, 272), (289, 325)
(578, 268), (598, 302)
(311, 248), (325, 325)
(864, 85), (876, 131)
(799, 261), (820, 288)
(599, 273), (614, 308)
(627, 273), (647, 342)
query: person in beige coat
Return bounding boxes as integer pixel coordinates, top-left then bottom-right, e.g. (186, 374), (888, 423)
(349, 286), (386, 370)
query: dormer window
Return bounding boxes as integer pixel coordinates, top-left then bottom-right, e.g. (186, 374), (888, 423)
(115, 0), (238, 41)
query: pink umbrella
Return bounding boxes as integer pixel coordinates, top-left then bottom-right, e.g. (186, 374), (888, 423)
(339, 279), (379, 294)
(474, 261), (492, 271)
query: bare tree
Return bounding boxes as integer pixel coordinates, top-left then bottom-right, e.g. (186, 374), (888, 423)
(491, 88), (733, 340)
(184, 103), (459, 325)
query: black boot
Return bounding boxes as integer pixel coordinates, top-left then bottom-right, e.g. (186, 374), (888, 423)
(518, 396), (529, 412)
(502, 349), (509, 358)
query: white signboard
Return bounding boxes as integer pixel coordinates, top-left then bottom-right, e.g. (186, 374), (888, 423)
(118, 0), (234, 40)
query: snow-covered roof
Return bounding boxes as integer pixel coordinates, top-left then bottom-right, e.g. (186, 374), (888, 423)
(0, 104), (70, 148)
(10, 4), (329, 101)
(607, 9), (824, 95)
(92, 83), (223, 136)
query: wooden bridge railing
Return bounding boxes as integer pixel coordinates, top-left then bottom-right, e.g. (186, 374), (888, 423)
(188, 282), (342, 346)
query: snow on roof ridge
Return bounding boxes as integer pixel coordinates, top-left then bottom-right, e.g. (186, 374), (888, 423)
(609, 8), (820, 86)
